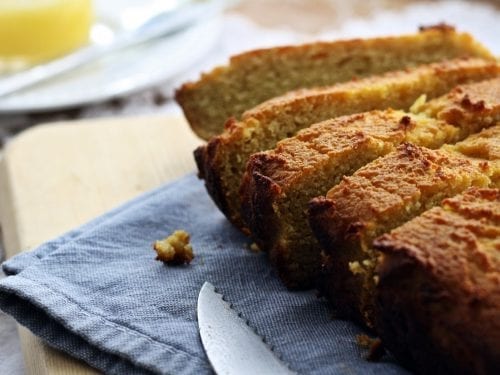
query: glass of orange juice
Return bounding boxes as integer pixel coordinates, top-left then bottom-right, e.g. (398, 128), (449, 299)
(0, 0), (93, 72)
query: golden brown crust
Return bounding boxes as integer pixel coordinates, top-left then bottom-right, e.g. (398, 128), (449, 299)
(421, 77), (500, 136)
(245, 58), (499, 122)
(241, 111), (407, 289)
(243, 110), (409, 189)
(452, 123), (500, 161)
(241, 157), (282, 249)
(176, 28), (495, 140)
(322, 145), (490, 231)
(194, 129), (233, 220)
(306, 83), (499, 315)
(451, 125), (500, 185)
(374, 188), (500, 374)
(196, 60), (499, 231)
(241, 110), (458, 288)
(309, 143), (493, 326)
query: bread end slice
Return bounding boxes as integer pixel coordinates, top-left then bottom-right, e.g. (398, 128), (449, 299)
(374, 188), (500, 375)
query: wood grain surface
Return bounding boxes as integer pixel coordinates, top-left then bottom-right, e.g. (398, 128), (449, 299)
(0, 115), (202, 374)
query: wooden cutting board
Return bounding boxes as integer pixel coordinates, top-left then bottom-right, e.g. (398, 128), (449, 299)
(0, 115), (203, 374)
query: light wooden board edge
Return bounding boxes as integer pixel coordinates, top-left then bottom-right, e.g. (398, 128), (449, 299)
(0, 115), (203, 375)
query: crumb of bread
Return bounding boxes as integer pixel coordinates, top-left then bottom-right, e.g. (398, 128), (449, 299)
(410, 94), (427, 113)
(348, 261), (364, 275)
(249, 242), (261, 252)
(153, 230), (194, 265)
(349, 259), (375, 276)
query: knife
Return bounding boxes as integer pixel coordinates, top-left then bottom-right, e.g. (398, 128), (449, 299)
(197, 282), (295, 375)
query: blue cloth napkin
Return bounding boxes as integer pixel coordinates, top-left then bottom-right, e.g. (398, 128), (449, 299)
(0, 173), (408, 375)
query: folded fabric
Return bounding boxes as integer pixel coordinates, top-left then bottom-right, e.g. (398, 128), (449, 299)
(0, 173), (408, 374)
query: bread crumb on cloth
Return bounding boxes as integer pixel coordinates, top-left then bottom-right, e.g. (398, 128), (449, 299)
(153, 230), (194, 265)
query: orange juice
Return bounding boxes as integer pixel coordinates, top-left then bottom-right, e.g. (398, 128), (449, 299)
(0, 0), (93, 69)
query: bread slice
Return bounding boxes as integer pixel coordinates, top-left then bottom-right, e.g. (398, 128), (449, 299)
(195, 59), (499, 230)
(176, 26), (494, 140)
(374, 188), (500, 375)
(308, 124), (500, 328)
(241, 110), (458, 288)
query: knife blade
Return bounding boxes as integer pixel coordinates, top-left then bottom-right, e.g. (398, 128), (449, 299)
(197, 282), (295, 375)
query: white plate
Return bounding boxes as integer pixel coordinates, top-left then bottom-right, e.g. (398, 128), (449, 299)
(0, 7), (221, 113)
